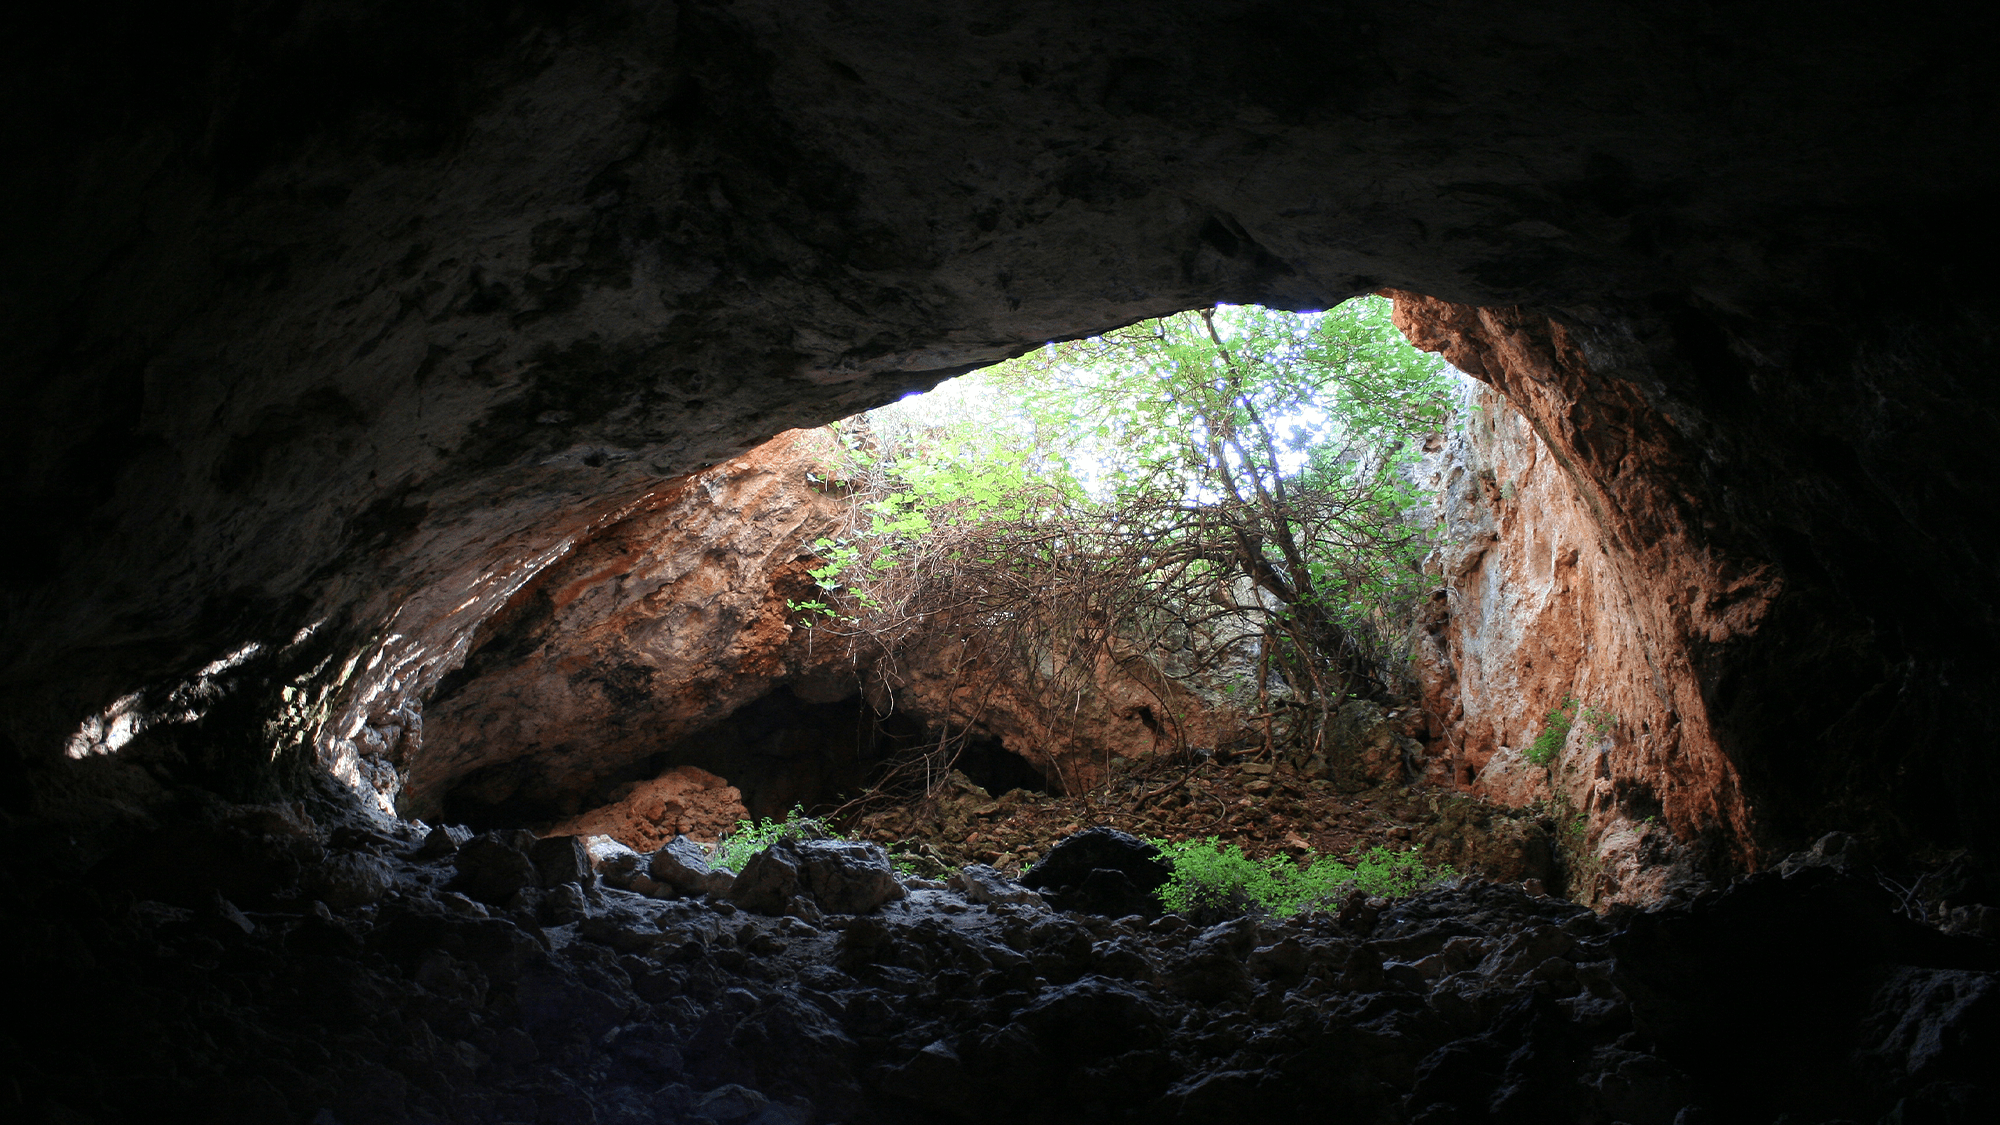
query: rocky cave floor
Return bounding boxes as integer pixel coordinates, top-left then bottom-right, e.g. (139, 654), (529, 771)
(5, 765), (1998, 1125)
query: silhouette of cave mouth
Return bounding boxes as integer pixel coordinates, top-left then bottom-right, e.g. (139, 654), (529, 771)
(435, 683), (1047, 831)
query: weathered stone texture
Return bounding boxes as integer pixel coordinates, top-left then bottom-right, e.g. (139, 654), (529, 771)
(396, 429), (1245, 823)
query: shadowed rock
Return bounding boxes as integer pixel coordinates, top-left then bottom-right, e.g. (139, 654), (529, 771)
(732, 838), (905, 916)
(450, 830), (538, 906)
(1022, 827), (1172, 916)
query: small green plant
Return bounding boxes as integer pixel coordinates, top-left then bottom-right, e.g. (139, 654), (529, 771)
(712, 808), (942, 879)
(880, 840), (952, 880)
(1147, 837), (1455, 920)
(1524, 696), (1616, 767)
(713, 805), (826, 871)
(785, 595), (835, 624)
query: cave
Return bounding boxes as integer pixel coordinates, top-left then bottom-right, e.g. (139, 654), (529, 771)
(5, 3), (1998, 1122)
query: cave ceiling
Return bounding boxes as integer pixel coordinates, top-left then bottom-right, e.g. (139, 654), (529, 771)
(3, 2), (1996, 853)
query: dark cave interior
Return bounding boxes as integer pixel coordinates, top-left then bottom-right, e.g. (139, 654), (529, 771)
(439, 686), (1045, 829)
(4, 2), (1999, 1122)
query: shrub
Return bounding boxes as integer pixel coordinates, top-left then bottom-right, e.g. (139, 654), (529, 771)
(712, 805), (825, 871)
(1148, 837), (1455, 920)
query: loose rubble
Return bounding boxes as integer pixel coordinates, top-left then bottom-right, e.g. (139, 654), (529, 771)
(7, 788), (1994, 1124)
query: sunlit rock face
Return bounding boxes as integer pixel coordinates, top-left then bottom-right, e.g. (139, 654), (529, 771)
(1404, 354), (1762, 903)
(1391, 290), (2000, 876)
(3, 2), (1996, 874)
(402, 433), (842, 823)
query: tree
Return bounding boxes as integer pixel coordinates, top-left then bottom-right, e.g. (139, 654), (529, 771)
(801, 296), (1452, 760)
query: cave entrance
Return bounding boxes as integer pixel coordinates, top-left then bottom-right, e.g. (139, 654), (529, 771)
(788, 298), (1458, 766)
(418, 299), (1458, 856)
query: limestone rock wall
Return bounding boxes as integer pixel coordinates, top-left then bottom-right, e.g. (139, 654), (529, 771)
(1393, 295), (1774, 900)
(397, 432), (845, 820)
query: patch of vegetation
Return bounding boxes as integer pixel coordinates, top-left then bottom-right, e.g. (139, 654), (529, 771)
(714, 805), (934, 878)
(1525, 696), (1616, 767)
(713, 805), (825, 871)
(1148, 836), (1455, 919)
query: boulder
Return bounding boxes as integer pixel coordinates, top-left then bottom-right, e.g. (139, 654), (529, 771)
(529, 835), (592, 889)
(729, 844), (806, 916)
(793, 839), (906, 915)
(949, 864), (1045, 908)
(650, 835), (736, 897)
(414, 824), (472, 861)
(731, 839), (905, 916)
(544, 766), (750, 853)
(1020, 828), (1171, 916)
(311, 853), (392, 909)
(585, 835), (670, 897)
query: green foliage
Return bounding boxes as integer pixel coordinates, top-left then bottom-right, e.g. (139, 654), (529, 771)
(712, 805), (824, 872)
(1148, 836), (1455, 919)
(712, 805), (937, 878)
(1525, 696), (1617, 768)
(997, 301), (1449, 635)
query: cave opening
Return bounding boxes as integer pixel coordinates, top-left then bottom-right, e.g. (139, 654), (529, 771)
(400, 296), (1465, 873)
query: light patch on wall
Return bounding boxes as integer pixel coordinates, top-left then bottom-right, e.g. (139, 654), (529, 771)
(62, 641), (267, 758)
(64, 692), (145, 758)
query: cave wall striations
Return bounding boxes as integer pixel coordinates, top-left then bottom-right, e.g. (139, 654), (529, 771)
(395, 430), (1244, 826)
(9, 0), (1990, 761)
(1392, 294), (1774, 895)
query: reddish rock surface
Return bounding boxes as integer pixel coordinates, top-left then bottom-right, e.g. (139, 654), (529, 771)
(384, 295), (1780, 909)
(541, 765), (748, 850)
(395, 431), (847, 820)
(1389, 293), (1774, 901)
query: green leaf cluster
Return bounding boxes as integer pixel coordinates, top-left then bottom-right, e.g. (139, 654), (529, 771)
(984, 298), (1451, 692)
(1524, 696), (1617, 768)
(712, 805), (825, 872)
(1147, 836), (1455, 919)
(711, 804), (932, 878)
